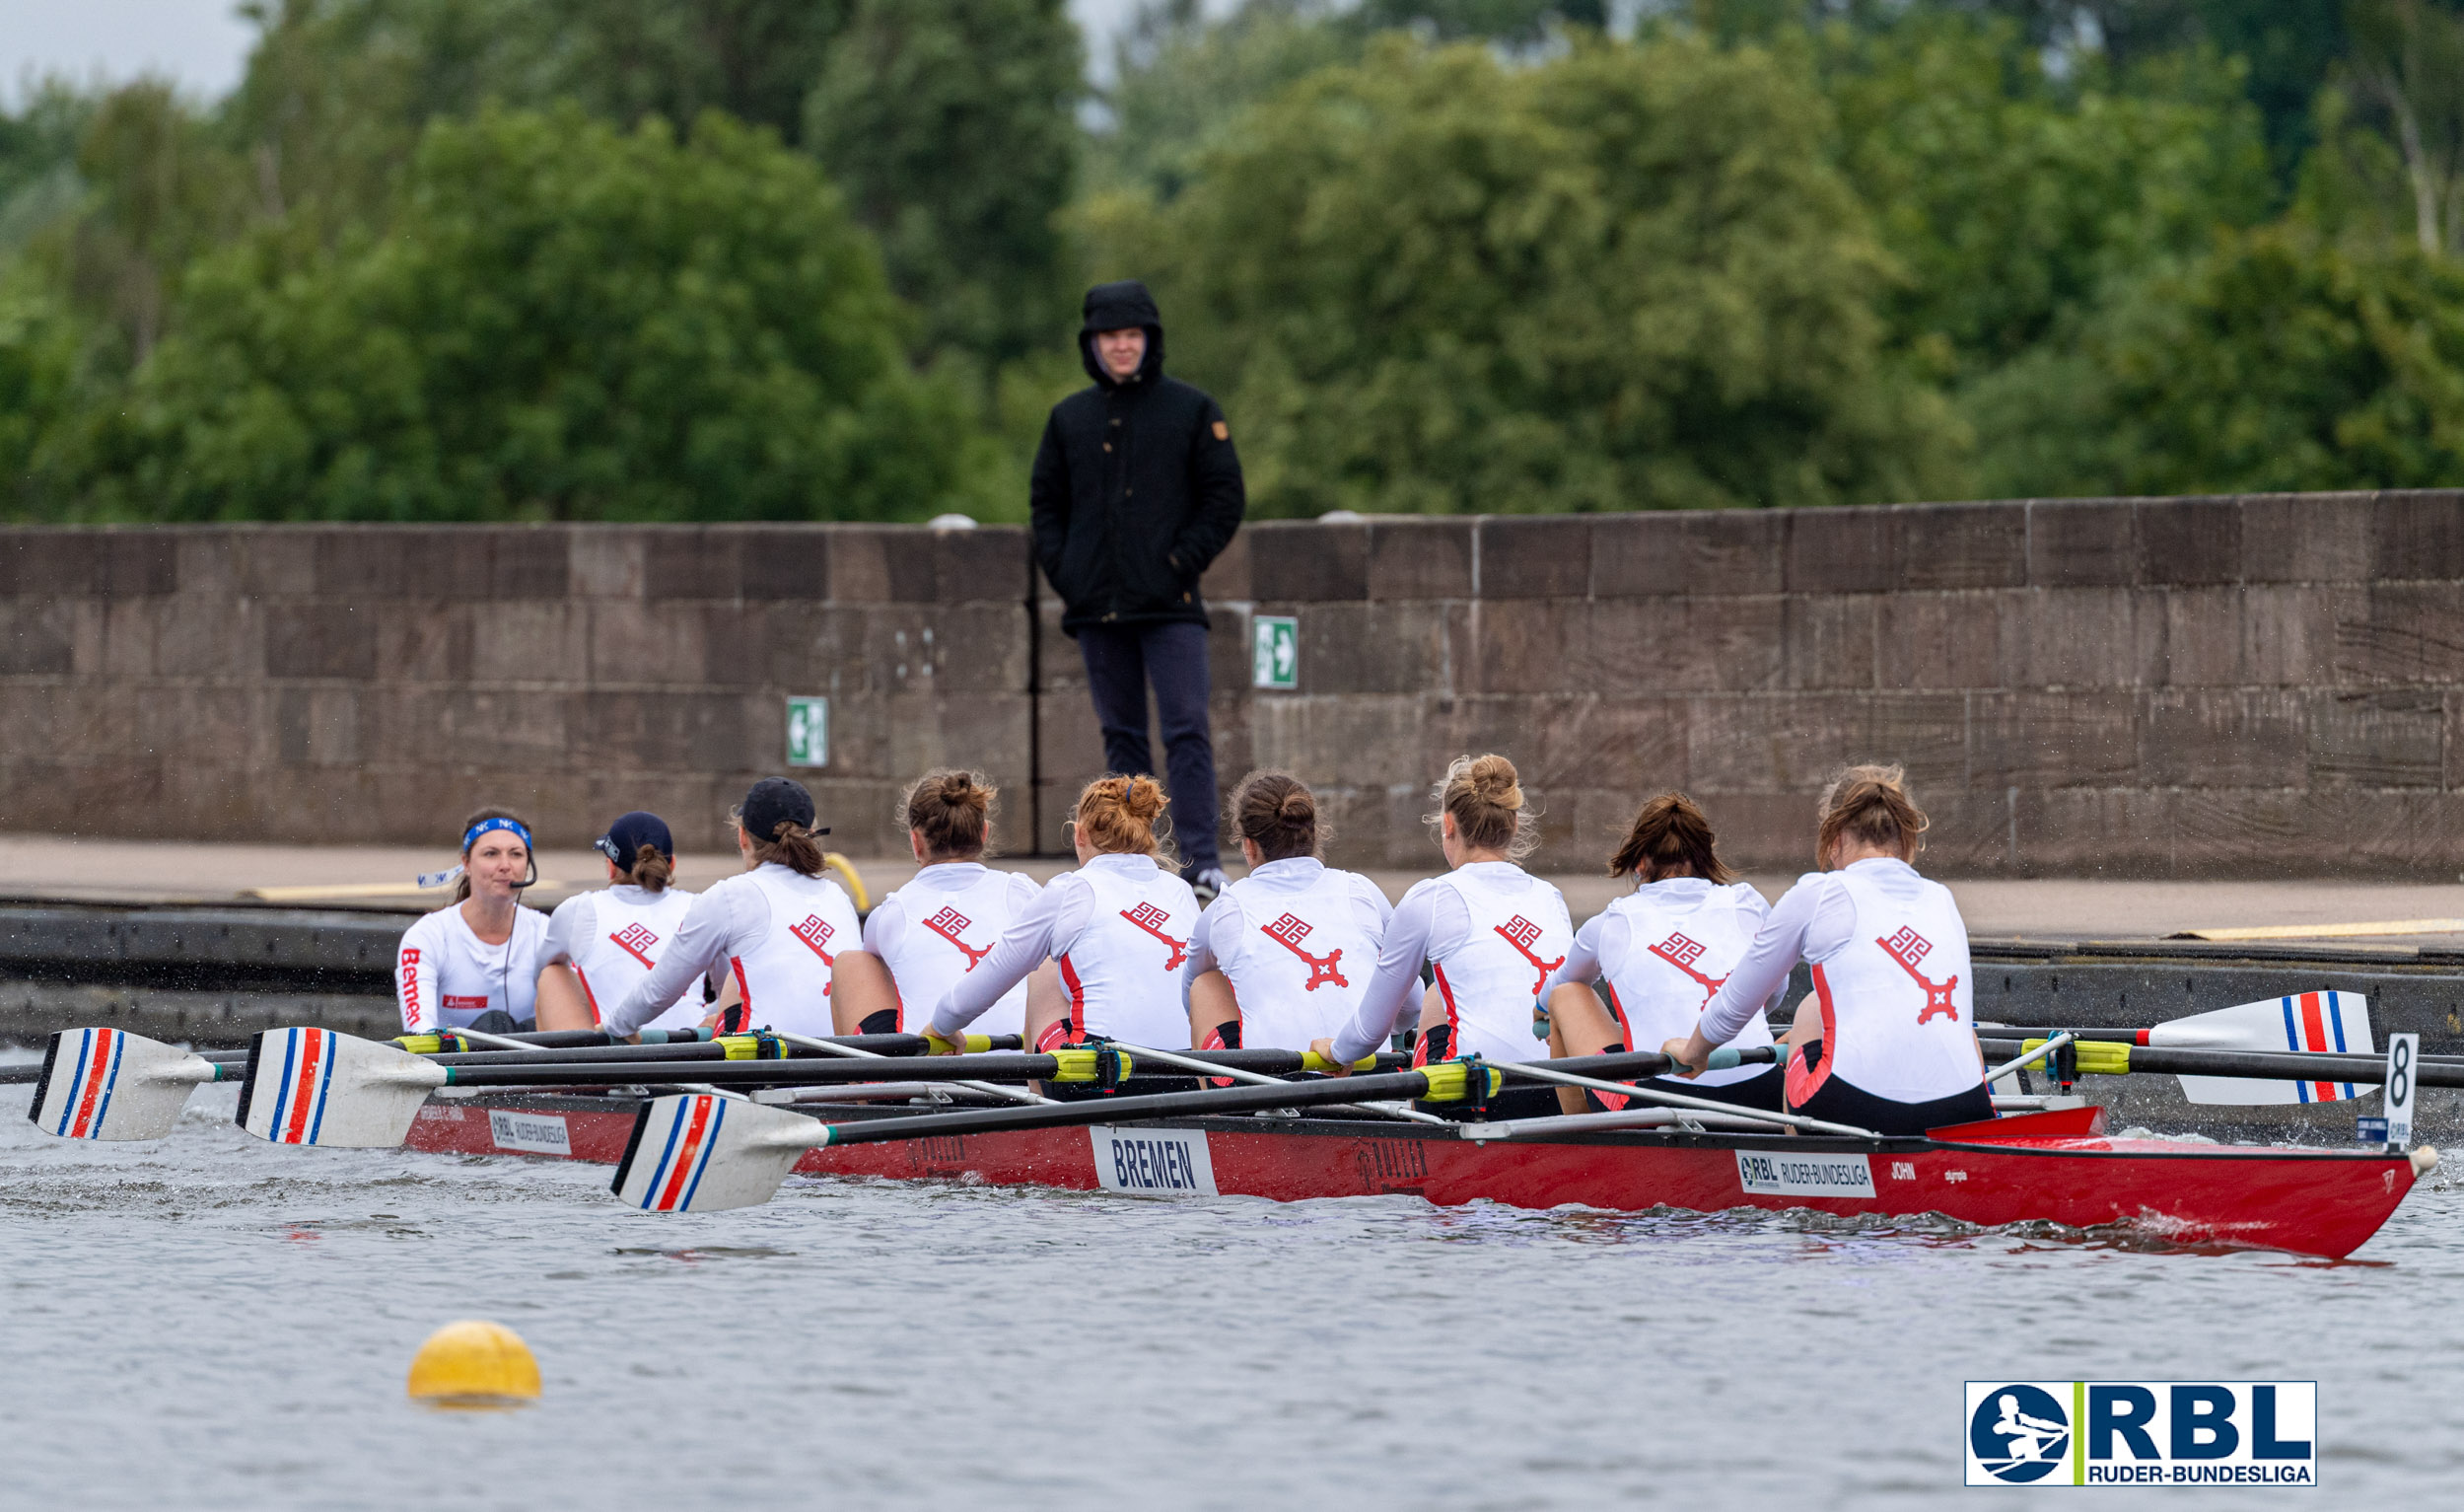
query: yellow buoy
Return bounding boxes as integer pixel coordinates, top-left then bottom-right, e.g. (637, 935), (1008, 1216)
(406, 1320), (541, 1407)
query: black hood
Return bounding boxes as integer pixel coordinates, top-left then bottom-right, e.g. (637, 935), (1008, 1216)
(1080, 279), (1165, 388)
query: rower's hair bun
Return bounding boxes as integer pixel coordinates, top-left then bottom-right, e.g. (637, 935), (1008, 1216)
(1816, 762), (1927, 866)
(1230, 769), (1321, 862)
(1076, 774), (1173, 861)
(903, 768), (996, 858)
(1431, 754), (1538, 862)
(1467, 754), (1522, 810)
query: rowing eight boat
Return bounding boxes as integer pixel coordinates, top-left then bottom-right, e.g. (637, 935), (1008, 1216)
(401, 1088), (2431, 1260)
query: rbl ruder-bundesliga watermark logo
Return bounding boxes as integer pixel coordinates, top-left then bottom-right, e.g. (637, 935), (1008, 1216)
(1964, 1381), (2316, 1486)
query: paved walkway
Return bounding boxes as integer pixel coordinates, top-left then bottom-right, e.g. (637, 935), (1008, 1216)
(5, 833), (2463, 944)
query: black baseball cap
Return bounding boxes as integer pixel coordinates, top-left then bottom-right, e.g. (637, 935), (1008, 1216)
(736, 777), (824, 842)
(594, 811), (673, 868)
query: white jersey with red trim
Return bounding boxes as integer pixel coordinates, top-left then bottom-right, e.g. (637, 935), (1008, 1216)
(1057, 854), (1198, 1047)
(726, 865), (863, 1038)
(1427, 862), (1573, 1065)
(1588, 880), (1775, 1088)
(864, 863), (1038, 1037)
(1802, 869), (1980, 1104)
(1187, 857), (1388, 1050)
(546, 885), (699, 1032)
(395, 900), (551, 1032)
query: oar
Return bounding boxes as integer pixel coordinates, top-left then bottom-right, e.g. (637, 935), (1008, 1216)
(610, 1059), (1513, 1212)
(1493, 1048), (1880, 1138)
(25, 1028), (229, 1141)
(1105, 1041), (1452, 1125)
(762, 1029), (1056, 1108)
(1975, 1038), (2464, 1090)
(378, 1045), (1410, 1092)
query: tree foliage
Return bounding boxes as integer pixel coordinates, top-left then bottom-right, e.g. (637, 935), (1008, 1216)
(807, 0), (1083, 365)
(68, 109), (966, 523)
(1094, 35), (1961, 515)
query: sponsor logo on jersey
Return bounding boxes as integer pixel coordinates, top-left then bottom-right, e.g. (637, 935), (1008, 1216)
(610, 921), (660, 968)
(1120, 901), (1189, 970)
(791, 913), (836, 964)
(1878, 925), (1960, 1024)
(1494, 913), (1565, 997)
(923, 905), (992, 971)
(1964, 1382), (2315, 1486)
(1261, 912), (1347, 989)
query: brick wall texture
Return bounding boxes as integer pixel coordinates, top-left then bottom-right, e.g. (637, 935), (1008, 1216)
(4, 491), (2461, 876)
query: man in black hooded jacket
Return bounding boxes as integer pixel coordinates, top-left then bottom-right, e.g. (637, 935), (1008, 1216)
(1030, 280), (1245, 897)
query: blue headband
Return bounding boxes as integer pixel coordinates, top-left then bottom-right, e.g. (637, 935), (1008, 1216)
(462, 817), (531, 850)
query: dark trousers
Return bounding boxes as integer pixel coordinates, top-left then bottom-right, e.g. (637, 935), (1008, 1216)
(1077, 621), (1220, 869)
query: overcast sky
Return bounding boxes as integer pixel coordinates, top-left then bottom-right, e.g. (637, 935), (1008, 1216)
(0, 0), (1192, 106)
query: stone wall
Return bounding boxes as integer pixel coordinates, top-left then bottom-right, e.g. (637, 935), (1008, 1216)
(5, 491), (2462, 875)
(0, 524), (1032, 857)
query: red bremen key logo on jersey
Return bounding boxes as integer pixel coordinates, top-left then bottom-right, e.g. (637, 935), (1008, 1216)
(1121, 901), (1189, 970)
(1647, 930), (1729, 1009)
(1878, 926), (1960, 1024)
(923, 906), (992, 972)
(1495, 915), (1565, 998)
(1261, 913), (1347, 989)
(610, 922), (660, 969)
(791, 915), (837, 966)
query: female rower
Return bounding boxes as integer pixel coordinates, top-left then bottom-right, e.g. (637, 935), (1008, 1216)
(395, 808), (551, 1034)
(831, 770), (1038, 1038)
(1183, 771), (1391, 1051)
(599, 777), (859, 1041)
(927, 774), (1197, 1055)
(533, 811), (699, 1034)
(1309, 754), (1573, 1079)
(1662, 764), (1992, 1136)
(1538, 793), (1784, 1116)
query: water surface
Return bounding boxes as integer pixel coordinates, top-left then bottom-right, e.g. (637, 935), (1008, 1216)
(3, 1082), (2456, 1509)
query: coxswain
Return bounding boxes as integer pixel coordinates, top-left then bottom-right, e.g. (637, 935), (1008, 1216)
(600, 777), (858, 1041)
(1538, 793), (1785, 1115)
(1309, 755), (1573, 1079)
(926, 774), (1196, 1056)
(395, 808), (550, 1033)
(1662, 764), (1992, 1136)
(831, 770), (1039, 1038)
(534, 811), (699, 1034)
(1182, 771), (1390, 1051)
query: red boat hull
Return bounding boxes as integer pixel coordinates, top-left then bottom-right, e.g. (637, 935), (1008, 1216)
(406, 1095), (2423, 1260)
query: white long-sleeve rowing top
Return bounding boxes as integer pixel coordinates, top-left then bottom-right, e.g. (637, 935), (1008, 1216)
(601, 863), (859, 1038)
(930, 852), (1195, 1046)
(1328, 861), (1572, 1065)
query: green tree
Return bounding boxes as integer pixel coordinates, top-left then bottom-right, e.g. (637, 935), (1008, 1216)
(69, 108), (976, 522)
(1093, 1), (1359, 201)
(806, 0), (1083, 365)
(1989, 227), (2464, 493)
(1824, 15), (2273, 375)
(1091, 34), (1961, 515)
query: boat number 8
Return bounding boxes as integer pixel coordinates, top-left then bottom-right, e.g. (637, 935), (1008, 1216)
(2389, 1039), (2413, 1107)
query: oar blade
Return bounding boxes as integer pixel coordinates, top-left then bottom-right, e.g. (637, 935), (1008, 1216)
(27, 1029), (216, 1142)
(237, 1028), (449, 1148)
(611, 1095), (818, 1213)
(2165, 991), (2374, 1106)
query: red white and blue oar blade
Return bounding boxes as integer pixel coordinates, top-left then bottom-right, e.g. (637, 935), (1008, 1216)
(2164, 991), (2374, 1106)
(27, 1029), (219, 1141)
(237, 1028), (448, 1148)
(612, 1094), (822, 1213)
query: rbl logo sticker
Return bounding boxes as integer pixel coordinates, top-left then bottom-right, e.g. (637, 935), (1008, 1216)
(1964, 1382), (2315, 1486)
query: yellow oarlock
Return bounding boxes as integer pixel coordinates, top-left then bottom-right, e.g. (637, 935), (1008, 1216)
(716, 1034), (791, 1060)
(921, 1030), (993, 1055)
(407, 1320), (539, 1407)
(1417, 1059), (1504, 1103)
(2022, 1038), (2132, 1075)
(1047, 1046), (1131, 1083)
(391, 1032), (475, 1055)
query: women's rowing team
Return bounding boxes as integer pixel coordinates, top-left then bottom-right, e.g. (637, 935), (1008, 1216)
(395, 756), (1995, 1136)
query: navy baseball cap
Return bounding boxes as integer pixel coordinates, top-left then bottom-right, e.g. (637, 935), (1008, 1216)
(594, 811), (673, 867)
(736, 777), (824, 842)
